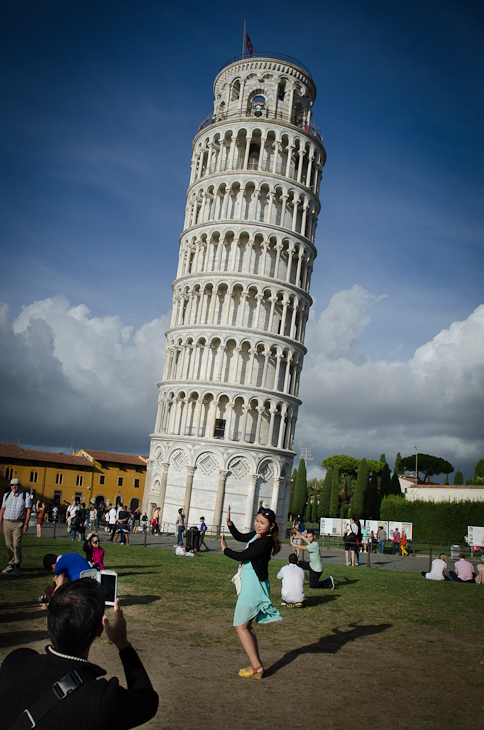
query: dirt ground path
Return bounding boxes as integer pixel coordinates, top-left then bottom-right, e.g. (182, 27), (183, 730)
(2, 596), (482, 730)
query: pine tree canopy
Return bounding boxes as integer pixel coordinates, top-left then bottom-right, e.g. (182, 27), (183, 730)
(401, 454), (454, 481)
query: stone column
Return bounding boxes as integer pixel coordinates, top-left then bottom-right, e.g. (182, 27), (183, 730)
(184, 466), (196, 525)
(271, 476), (283, 513)
(157, 462), (170, 523)
(213, 470), (229, 536)
(243, 474), (259, 531)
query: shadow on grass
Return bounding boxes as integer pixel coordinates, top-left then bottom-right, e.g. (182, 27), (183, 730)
(333, 576), (359, 587)
(116, 571), (161, 577)
(119, 594), (161, 607)
(0, 629), (50, 649)
(303, 595), (339, 607)
(266, 621), (393, 676)
(0, 608), (47, 624)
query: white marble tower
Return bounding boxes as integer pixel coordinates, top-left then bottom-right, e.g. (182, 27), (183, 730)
(143, 52), (326, 534)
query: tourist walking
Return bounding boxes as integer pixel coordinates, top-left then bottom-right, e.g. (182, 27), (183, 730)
(221, 505), (281, 679)
(0, 478), (32, 576)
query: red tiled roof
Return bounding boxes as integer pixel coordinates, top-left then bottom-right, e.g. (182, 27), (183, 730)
(0, 444), (92, 468)
(76, 449), (146, 467)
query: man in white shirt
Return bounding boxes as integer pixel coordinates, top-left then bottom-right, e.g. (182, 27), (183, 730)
(66, 500), (79, 534)
(277, 553), (305, 605)
(175, 546), (196, 557)
(108, 506), (118, 541)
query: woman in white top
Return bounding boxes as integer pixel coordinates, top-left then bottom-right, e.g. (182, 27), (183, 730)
(421, 553), (449, 581)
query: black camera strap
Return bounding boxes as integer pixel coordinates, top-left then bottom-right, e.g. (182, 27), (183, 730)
(9, 668), (96, 730)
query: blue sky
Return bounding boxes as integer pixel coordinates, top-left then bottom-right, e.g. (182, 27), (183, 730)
(1, 0), (483, 480)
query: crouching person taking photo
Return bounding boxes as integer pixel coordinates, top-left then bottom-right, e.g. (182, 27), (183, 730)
(0, 579), (158, 729)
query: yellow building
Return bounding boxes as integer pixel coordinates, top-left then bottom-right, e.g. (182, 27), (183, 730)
(74, 450), (146, 510)
(0, 444), (146, 511)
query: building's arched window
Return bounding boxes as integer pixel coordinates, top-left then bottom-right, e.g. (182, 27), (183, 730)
(30, 471), (38, 483)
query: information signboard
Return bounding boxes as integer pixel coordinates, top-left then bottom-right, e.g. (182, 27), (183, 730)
(467, 526), (484, 546)
(319, 517), (343, 536)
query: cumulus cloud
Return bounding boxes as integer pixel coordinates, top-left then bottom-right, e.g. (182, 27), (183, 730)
(0, 289), (483, 479)
(298, 288), (484, 480)
(0, 296), (168, 453)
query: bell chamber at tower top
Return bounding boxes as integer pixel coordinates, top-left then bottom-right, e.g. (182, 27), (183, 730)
(186, 55), (326, 237)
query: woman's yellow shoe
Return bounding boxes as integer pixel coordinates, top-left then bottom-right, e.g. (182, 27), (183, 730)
(238, 664), (263, 679)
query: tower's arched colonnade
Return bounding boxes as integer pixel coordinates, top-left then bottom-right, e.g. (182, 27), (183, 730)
(143, 55), (326, 533)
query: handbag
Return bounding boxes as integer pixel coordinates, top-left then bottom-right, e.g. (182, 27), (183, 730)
(345, 530), (357, 543)
(231, 564), (242, 595)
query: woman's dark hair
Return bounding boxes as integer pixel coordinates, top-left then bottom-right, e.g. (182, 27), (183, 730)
(47, 579), (105, 656)
(257, 507), (280, 556)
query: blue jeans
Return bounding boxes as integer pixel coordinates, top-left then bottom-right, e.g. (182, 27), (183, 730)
(177, 526), (184, 546)
(379, 540), (385, 554)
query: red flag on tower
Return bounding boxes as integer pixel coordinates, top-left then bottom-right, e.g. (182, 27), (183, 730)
(246, 32), (253, 57)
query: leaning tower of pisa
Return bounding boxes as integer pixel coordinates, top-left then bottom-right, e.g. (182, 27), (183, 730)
(143, 52), (326, 534)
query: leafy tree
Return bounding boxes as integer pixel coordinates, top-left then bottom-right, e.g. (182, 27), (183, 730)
(394, 452), (403, 474)
(352, 459), (369, 519)
(366, 471), (379, 519)
(400, 453), (454, 482)
(292, 459), (307, 516)
(329, 467), (340, 518)
(318, 468), (332, 518)
(474, 459), (484, 482)
(288, 468), (297, 516)
(453, 469), (463, 486)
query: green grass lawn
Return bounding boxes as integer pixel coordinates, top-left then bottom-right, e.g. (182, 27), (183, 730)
(1, 535), (483, 730)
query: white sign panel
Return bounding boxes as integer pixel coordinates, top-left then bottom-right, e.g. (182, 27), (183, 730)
(364, 520), (388, 536)
(388, 521), (413, 540)
(320, 518), (343, 536)
(467, 526), (484, 546)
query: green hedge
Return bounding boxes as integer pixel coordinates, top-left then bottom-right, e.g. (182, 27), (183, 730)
(380, 495), (484, 542)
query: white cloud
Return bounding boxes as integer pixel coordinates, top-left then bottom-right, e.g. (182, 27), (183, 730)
(1, 289), (483, 480)
(1, 296), (168, 453)
(297, 290), (484, 479)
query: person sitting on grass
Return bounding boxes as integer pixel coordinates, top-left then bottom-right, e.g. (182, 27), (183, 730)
(83, 533), (105, 570)
(175, 545), (197, 557)
(421, 553), (450, 581)
(291, 528), (334, 589)
(0, 579), (158, 730)
(449, 553), (476, 583)
(476, 556), (484, 585)
(277, 553), (305, 606)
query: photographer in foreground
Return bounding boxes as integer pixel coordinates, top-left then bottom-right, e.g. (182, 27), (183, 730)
(0, 579), (158, 730)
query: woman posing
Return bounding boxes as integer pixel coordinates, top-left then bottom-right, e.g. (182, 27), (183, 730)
(344, 517), (360, 566)
(221, 505), (281, 679)
(83, 532), (105, 570)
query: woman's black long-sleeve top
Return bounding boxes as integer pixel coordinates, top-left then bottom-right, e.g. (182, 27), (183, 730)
(223, 523), (274, 582)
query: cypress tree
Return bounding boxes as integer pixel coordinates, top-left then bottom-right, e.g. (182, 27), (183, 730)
(380, 463), (391, 498)
(394, 452), (403, 475)
(366, 471), (379, 519)
(474, 459), (484, 482)
(288, 467), (297, 516)
(352, 458), (369, 519)
(453, 470), (463, 485)
(379, 454), (387, 465)
(389, 471), (402, 495)
(444, 474), (449, 485)
(329, 466), (340, 518)
(318, 467), (333, 518)
(311, 481), (320, 523)
(292, 459), (307, 516)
